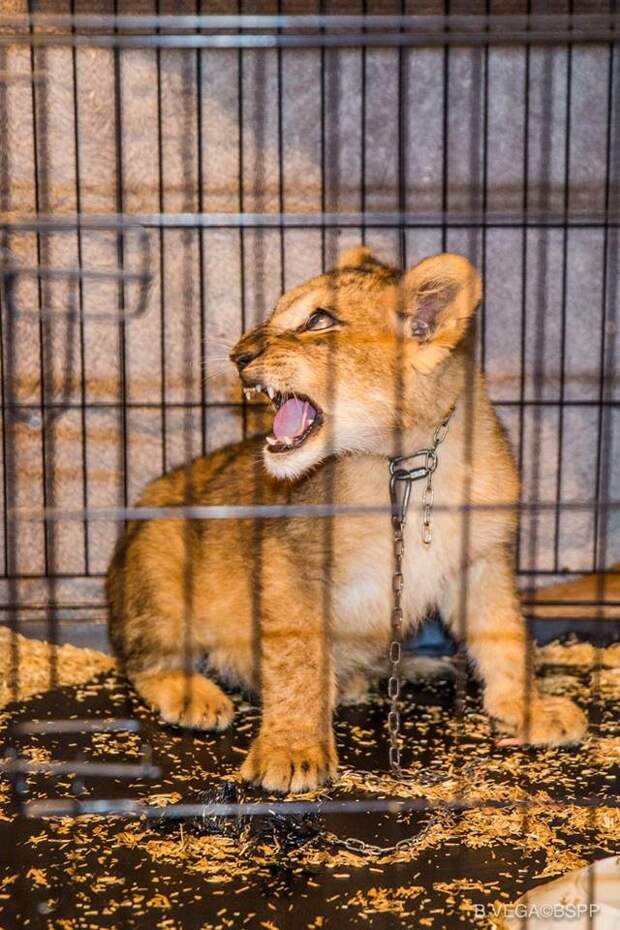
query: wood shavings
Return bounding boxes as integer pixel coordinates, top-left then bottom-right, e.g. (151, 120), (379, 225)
(25, 867), (48, 887)
(591, 737), (620, 766)
(434, 879), (499, 894)
(346, 884), (425, 917)
(0, 636), (618, 928)
(146, 792), (183, 807)
(535, 639), (620, 668)
(0, 628), (115, 709)
(20, 745), (52, 763)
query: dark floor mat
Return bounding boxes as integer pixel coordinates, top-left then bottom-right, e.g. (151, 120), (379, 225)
(1, 648), (619, 930)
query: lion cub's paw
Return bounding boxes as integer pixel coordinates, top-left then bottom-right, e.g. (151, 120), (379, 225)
(240, 733), (338, 793)
(489, 693), (587, 747)
(135, 672), (235, 731)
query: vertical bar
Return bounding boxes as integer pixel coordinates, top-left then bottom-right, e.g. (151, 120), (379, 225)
(360, 0), (367, 246)
(521, 12), (559, 925)
(1, 268), (19, 704)
(397, 0), (407, 268)
(441, 2), (450, 255)
(319, 0), (335, 767)
(479, 1), (490, 375)
(28, 0), (50, 582)
(588, 29), (618, 930)
(319, 0), (326, 273)
(195, 0), (207, 458)
(237, 0), (247, 437)
(516, 11), (531, 573)
(0, 45), (10, 580)
(180, 40), (196, 725)
(0, 42), (19, 704)
(70, 0), (90, 576)
(592, 40), (616, 571)
(277, 0), (285, 294)
(156, 0), (167, 472)
(111, 0), (134, 738)
(552, 20), (573, 573)
(526, 44), (556, 587)
(29, 1), (61, 688)
(102, 0), (127, 729)
(113, 0), (129, 509)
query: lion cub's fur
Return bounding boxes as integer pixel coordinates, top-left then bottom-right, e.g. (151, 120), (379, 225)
(107, 247), (586, 793)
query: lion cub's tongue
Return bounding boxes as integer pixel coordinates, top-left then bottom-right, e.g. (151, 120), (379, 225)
(273, 398), (315, 443)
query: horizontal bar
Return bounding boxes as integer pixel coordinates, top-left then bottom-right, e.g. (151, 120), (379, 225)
(497, 399), (620, 407)
(3, 758), (158, 778)
(524, 613), (620, 623)
(0, 15), (618, 49)
(518, 568), (620, 576)
(1, 597), (618, 616)
(0, 596), (107, 602)
(15, 718), (140, 735)
(4, 399), (620, 413)
(1, 263), (149, 284)
(2, 32), (618, 50)
(0, 759), (160, 778)
(2, 568), (618, 599)
(521, 598), (620, 606)
(2, 13), (618, 30)
(15, 499), (620, 523)
(20, 792), (620, 821)
(3, 211), (620, 230)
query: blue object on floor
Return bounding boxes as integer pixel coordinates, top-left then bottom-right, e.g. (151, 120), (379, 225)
(407, 616), (457, 656)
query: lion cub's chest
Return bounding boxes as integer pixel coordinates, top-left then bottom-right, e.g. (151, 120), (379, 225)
(332, 507), (454, 637)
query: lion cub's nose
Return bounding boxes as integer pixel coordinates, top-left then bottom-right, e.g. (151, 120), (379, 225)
(231, 328), (268, 373)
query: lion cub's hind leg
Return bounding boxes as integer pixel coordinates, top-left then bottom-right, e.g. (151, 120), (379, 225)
(439, 555), (586, 747)
(107, 516), (235, 733)
(134, 670), (235, 731)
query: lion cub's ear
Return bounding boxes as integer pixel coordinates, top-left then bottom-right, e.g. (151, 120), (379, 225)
(400, 253), (481, 368)
(336, 245), (378, 270)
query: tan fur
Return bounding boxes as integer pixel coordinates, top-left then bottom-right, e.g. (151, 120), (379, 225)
(107, 249), (586, 793)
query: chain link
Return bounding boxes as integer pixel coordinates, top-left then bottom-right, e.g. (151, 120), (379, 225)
(387, 409), (453, 777)
(324, 813), (442, 859)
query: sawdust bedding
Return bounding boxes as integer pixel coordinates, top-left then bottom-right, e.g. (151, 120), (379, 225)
(0, 630), (618, 929)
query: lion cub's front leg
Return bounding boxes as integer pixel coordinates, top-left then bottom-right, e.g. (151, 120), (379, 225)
(240, 559), (337, 793)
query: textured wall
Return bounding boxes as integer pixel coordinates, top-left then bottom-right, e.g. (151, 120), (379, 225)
(0, 3), (618, 631)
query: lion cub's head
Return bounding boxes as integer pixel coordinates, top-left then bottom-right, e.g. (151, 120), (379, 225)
(230, 247), (481, 480)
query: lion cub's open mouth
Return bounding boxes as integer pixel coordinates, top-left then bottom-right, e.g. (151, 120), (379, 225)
(243, 385), (323, 453)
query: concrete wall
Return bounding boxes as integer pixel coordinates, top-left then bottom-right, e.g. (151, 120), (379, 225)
(0, 3), (618, 645)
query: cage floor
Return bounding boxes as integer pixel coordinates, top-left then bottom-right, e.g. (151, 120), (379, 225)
(1, 645), (619, 930)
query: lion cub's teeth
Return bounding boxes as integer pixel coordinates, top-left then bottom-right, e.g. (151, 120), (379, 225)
(266, 436), (277, 446)
(266, 387), (275, 400)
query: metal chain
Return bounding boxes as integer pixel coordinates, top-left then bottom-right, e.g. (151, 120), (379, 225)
(263, 411), (454, 865)
(327, 817), (440, 859)
(387, 409), (453, 776)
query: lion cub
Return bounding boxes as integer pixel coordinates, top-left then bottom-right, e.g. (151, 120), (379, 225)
(107, 247), (586, 793)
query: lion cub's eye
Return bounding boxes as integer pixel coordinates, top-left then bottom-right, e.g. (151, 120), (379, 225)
(304, 309), (337, 332)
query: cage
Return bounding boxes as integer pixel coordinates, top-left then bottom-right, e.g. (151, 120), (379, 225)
(0, 5), (619, 930)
